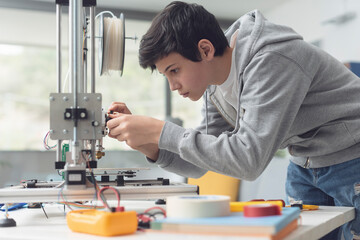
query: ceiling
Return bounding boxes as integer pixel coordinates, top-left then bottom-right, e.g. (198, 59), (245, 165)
(83, 0), (289, 20)
(0, 0), (288, 24)
(0, 0), (290, 48)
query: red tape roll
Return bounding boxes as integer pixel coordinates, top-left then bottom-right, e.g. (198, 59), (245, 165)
(243, 204), (281, 217)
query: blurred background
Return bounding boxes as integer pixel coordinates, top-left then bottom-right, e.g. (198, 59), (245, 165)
(0, 0), (359, 201)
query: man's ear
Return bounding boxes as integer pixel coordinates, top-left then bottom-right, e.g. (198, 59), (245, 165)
(198, 39), (215, 60)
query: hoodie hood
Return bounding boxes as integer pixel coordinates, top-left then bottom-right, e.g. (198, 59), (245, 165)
(224, 10), (303, 79)
(206, 10), (303, 130)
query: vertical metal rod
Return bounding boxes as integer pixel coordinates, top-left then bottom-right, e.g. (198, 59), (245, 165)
(89, 6), (96, 162)
(56, 4), (62, 93)
(165, 78), (172, 118)
(81, 8), (86, 94)
(83, 39), (87, 93)
(84, 60), (87, 93)
(90, 6), (95, 93)
(70, 0), (82, 163)
(56, 4), (62, 163)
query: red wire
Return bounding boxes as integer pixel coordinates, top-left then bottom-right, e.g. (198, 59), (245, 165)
(144, 206), (167, 217)
(97, 186), (121, 208)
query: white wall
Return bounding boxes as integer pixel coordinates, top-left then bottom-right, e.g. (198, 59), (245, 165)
(265, 0), (360, 62)
(0, 8), (58, 47)
(0, 8), (148, 53)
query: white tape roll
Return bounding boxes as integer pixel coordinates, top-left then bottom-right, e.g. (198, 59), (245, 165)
(166, 195), (231, 219)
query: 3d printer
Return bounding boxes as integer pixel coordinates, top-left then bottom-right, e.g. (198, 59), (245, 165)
(0, 0), (197, 210)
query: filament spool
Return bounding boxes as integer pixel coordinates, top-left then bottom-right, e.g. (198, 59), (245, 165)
(98, 13), (125, 76)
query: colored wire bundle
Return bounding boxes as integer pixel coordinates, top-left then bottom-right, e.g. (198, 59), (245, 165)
(58, 151), (121, 212)
(43, 131), (57, 150)
(58, 202), (104, 210)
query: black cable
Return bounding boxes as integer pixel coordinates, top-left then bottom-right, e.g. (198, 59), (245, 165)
(83, 151), (102, 209)
(41, 204), (48, 219)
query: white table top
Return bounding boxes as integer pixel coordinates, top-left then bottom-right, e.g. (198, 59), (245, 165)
(284, 205), (355, 240)
(0, 201), (355, 240)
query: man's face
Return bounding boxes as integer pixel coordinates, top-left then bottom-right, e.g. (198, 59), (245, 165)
(155, 52), (210, 101)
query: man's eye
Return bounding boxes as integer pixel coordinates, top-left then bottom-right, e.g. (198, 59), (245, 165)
(170, 68), (179, 73)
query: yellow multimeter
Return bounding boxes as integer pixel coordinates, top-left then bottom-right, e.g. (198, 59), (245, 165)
(66, 209), (138, 236)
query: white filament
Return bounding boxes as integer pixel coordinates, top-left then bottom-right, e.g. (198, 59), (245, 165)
(102, 17), (124, 75)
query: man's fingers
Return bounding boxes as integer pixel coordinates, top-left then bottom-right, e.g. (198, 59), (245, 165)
(108, 112), (123, 119)
(106, 113), (125, 129)
(116, 134), (127, 142)
(109, 132), (126, 143)
(106, 118), (114, 129)
(108, 132), (116, 138)
(108, 102), (127, 112)
(107, 102), (132, 115)
(108, 129), (123, 140)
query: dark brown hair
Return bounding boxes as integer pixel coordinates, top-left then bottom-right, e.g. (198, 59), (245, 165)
(139, 1), (229, 71)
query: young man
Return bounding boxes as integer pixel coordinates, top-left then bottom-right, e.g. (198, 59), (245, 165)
(107, 2), (360, 239)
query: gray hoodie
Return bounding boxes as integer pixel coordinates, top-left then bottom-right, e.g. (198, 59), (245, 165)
(150, 10), (360, 181)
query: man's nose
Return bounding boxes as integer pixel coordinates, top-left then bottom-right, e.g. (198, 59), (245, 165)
(168, 79), (180, 91)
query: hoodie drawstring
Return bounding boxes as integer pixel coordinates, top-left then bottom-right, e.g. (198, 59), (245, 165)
(230, 83), (242, 134)
(205, 84), (241, 136)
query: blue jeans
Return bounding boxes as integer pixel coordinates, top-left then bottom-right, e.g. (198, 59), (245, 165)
(286, 158), (360, 240)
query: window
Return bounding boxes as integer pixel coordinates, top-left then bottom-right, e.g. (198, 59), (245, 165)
(0, 44), (54, 150)
(0, 10), (203, 151)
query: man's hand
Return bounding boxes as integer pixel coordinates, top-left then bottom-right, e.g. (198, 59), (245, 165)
(107, 102), (132, 115)
(134, 143), (160, 162)
(107, 114), (165, 159)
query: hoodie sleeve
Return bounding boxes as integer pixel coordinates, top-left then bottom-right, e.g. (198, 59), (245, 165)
(147, 95), (234, 179)
(155, 51), (311, 181)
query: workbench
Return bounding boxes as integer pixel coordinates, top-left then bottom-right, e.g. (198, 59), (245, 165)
(0, 201), (355, 240)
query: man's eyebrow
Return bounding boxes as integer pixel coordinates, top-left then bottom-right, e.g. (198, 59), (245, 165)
(164, 64), (175, 73)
